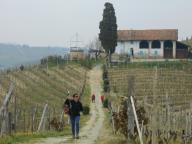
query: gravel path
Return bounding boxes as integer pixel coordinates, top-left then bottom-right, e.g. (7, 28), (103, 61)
(35, 66), (104, 144)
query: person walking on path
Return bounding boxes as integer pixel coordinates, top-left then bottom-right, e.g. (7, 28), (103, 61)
(91, 94), (96, 103)
(64, 93), (83, 139)
(100, 95), (105, 104)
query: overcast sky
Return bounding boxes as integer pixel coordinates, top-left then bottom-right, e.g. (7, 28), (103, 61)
(0, 0), (191, 47)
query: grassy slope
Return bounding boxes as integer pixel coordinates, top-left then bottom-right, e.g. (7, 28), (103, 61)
(0, 63), (91, 144)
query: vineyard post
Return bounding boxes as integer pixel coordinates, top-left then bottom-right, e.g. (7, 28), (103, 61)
(0, 111), (8, 136)
(59, 110), (64, 125)
(152, 66), (158, 144)
(47, 108), (51, 131)
(47, 57), (49, 72)
(31, 106), (37, 133)
(57, 55), (59, 69)
(8, 112), (12, 135)
(110, 104), (115, 134)
(166, 92), (170, 140)
(117, 106), (120, 113)
(185, 110), (189, 142)
(14, 92), (17, 133)
(141, 120), (144, 137)
(130, 96), (143, 144)
(0, 82), (14, 136)
(190, 103), (192, 136)
(127, 76), (135, 139)
(23, 109), (26, 132)
(27, 109), (31, 132)
(31, 108), (34, 133)
(38, 104), (48, 132)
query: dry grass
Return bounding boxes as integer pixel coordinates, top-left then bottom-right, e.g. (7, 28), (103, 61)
(96, 110), (127, 144)
(105, 62), (192, 143)
(0, 64), (89, 142)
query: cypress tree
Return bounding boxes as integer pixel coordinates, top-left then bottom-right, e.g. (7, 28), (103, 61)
(99, 2), (117, 64)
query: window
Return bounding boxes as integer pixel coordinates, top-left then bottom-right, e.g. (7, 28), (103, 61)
(152, 40), (161, 49)
(139, 41), (149, 49)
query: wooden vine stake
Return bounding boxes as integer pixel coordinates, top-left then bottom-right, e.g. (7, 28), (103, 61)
(37, 104), (48, 132)
(0, 82), (14, 136)
(127, 76), (135, 138)
(130, 96), (143, 144)
(152, 66), (158, 144)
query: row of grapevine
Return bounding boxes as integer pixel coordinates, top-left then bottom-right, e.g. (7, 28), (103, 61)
(0, 64), (87, 136)
(105, 62), (192, 144)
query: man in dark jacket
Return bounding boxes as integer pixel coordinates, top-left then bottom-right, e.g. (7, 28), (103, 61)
(64, 93), (83, 139)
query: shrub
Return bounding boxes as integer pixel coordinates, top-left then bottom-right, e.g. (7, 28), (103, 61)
(103, 99), (108, 108)
(83, 105), (90, 115)
(103, 70), (108, 80)
(20, 65), (24, 71)
(103, 79), (110, 92)
(103, 64), (110, 92)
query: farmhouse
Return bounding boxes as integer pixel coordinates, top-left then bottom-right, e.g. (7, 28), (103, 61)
(115, 29), (189, 59)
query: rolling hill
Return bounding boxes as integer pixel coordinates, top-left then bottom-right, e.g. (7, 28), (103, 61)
(0, 43), (69, 69)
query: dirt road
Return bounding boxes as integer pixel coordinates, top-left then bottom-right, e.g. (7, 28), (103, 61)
(35, 66), (104, 144)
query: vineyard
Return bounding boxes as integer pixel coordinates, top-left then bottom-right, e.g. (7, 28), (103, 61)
(105, 61), (192, 144)
(0, 63), (87, 139)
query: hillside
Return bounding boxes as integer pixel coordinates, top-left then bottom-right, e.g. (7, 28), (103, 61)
(100, 61), (192, 144)
(0, 63), (87, 133)
(108, 62), (192, 108)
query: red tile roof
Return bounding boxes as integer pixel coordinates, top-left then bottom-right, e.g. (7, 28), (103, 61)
(118, 29), (178, 41)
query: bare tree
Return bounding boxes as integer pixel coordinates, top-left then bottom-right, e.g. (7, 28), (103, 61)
(87, 37), (104, 60)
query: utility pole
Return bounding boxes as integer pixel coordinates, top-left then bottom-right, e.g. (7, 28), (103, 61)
(57, 55), (59, 69)
(14, 94), (17, 133)
(47, 57), (49, 72)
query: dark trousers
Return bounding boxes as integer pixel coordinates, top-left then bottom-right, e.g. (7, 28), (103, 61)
(70, 115), (80, 136)
(92, 99), (95, 103)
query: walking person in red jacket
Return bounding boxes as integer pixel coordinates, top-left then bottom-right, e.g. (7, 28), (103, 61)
(101, 95), (105, 104)
(91, 94), (96, 103)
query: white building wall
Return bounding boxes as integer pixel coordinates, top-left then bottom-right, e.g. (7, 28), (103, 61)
(115, 40), (164, 58)
(116, 41), (140, 55)
(149, 40), (164, 58)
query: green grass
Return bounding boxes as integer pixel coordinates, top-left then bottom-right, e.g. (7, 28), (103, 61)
(96, 110), (127, 144)
(41, 57), (105, 70)
(0, 129), (71, 144)
(69, 58), (105, 70)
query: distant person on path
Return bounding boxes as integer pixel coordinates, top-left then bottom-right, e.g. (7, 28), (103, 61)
(91, 94), (96, 103)
(101, 95), (105, 104)
(64, 93), (83, 139)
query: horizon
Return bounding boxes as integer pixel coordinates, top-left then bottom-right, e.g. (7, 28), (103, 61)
(0, 0), (192, 47)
